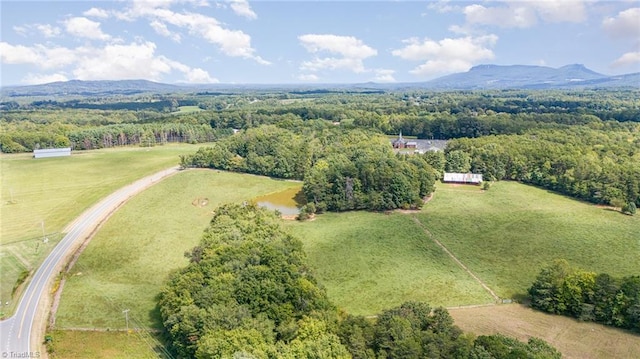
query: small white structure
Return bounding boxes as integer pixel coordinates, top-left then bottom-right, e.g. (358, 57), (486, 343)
(443, 172), (483, 184)
(33, 147), (71, 159)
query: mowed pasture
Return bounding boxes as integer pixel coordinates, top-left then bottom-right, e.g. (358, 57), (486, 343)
(0, 143), (210, 312)
(55, 170), (301, 330)
(53, 174), (639, 357)
(285, 212), (495, 315)
(449, 304), (640, 359)
(48, 330), (162, 359)
(417, 181), (639, 298)
(286, 181), (638, 314)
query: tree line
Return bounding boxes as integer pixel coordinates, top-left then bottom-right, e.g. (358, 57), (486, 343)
(0, 122), (219, 152)
(529, 260), (640, 332)
(159, 203), (562, 358)
(180, 125), (437, 212)
(443, 126), (640, 208)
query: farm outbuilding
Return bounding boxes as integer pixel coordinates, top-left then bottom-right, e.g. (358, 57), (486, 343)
(443, 172), (483, 184)
(391, 133), (448, 152)
(33, 147), (71, 159)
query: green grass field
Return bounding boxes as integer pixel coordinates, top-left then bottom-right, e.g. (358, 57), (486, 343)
(285, 181), (638, 313)
(417, 182), (640, 298)
(286, 212), (494, 315)
(0, 143), (210, 311)
(47, 330), (164, 359)
(53, 174), (639, 357)
(173, 105), (202, 113)
(55, 170), (301, 329)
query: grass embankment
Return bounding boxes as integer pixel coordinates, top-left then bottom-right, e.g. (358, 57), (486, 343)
(0, 143), (210, 313)
(286, 212), (494, 315)
(55, 170), (301, 330)
(417, 181), (639, 298)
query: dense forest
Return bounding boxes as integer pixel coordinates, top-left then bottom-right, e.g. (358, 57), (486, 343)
(159, 203), (561, 359)
(2, 88), (638, 210)
(529, 260), (640, 332)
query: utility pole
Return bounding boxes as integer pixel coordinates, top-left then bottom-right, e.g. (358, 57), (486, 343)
(41, 221), (48, 244)
(123, 309), (130, 331)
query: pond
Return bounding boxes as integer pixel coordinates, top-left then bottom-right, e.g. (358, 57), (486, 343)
(253, 186), (306, 215)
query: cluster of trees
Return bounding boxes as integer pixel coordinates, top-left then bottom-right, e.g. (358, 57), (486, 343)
(160, 203), (561, 358)
(443, 126), (640, 207)
(529, 260), (640, 331)
(158, 203), (346, 358)
(181, 125), (437, 211)
(67, 123), (218, 150)
(0, 121), (218, 152)
(338, 302), (561, 359)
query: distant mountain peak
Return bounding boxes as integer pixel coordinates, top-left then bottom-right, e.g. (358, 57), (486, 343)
(419, 63), (630, 90)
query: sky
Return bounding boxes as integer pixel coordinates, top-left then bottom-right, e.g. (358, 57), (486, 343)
(0, 0), (639, 86)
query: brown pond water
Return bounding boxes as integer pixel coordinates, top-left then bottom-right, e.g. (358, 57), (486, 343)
(253, 186), (305, 215)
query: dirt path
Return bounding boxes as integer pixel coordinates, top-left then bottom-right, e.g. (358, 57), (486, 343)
(410, 216), (500, 302)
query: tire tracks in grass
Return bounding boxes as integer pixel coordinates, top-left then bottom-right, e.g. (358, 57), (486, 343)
(410, 215), (500, 303)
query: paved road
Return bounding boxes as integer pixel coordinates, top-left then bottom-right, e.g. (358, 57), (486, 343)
(0, 167), (180, 358)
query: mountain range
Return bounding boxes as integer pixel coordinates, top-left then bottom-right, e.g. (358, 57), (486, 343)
(1, 64), (638, 97)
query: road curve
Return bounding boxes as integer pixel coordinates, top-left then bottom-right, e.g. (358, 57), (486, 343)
(0, 166), (180, 358)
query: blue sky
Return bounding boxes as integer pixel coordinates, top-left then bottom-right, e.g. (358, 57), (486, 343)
(1, 0), (639, 85)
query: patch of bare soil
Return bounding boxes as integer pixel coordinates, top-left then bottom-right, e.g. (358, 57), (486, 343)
(449, 304), (640, 359)
(192, 197), (209, 207)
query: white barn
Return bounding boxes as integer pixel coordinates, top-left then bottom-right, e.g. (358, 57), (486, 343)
(443, 172), (483, 184)
(33, 148), (71, 159)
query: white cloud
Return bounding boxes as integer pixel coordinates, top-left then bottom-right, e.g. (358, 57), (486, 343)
(298, 34), (377, 73)
(611, 51), (640, 68)
(427, 0), (460, 14)
(114, 0), (268, 63)
(299, 34), (377, 59)
(602, 8), (640, 71)
(0, 42), (76, 69)
(68, 42), (166, 80)
(36, 24), (61, 38)
(0, 41), (216, 84)
(184, 67), (218, 83)
(373, 69), (396, 83)
(603, 8), (640, 39)
(297, 74), (319, 81)
(83, 7), (110, 18)
(150, 20), (181, 42)
(12, 24), (61, 38)
(532, 0), (587, 23)
(392, 35), (497, 77)
(463, 1), (587, 28)
(13, 26), (28, 37)
(22, 72), (69, 85)
(164, 58), (219, 83)
(0, 42), (42, 64)
(64, 17), (111, 41)
(464, 4), (537, 28)
(228, 0), (257, 20)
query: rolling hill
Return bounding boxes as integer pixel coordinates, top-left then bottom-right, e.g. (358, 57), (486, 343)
(1, 64), (638, 97)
